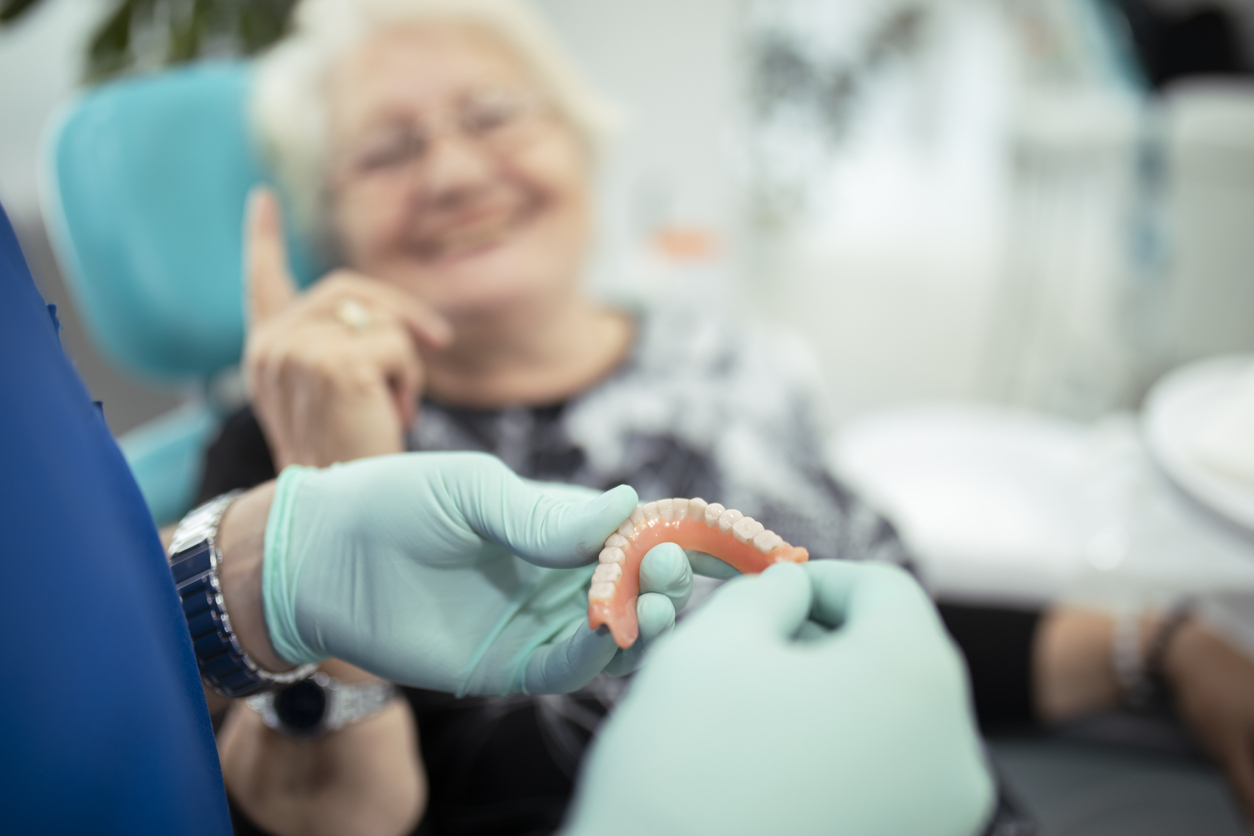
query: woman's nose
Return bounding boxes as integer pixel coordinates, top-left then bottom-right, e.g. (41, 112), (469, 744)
(413, 131), (497, 205)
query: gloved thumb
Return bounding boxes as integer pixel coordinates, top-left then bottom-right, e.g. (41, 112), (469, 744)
(805, 561), (937, 640)
(512, 483), (638, 567)
(522, 620), (620, 694)
(454, 457), (639, 568)
(678, 561), (813, 645)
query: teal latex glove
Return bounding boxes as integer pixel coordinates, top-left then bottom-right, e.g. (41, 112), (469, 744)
(562, 561), (995, 836)
(262, 452), (693, 695)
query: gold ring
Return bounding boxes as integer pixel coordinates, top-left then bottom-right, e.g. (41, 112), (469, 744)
(334, 298), (372, 334)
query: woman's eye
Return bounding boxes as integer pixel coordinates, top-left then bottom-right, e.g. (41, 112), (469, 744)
(356, 136), (424, 172)
(462, 99), (522, 135)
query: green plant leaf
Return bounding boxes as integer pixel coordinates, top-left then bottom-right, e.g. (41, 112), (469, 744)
(73, 0), (296, 83)
(238, 0), (295, 55)
(165, 0), (206, 63)
(0, 0), (44, 25)
(86, 0), (136, 82)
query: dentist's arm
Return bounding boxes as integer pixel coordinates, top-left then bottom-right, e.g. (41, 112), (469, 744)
(200, 452), (692, 698)
(179, 484), (424, 836)
(209, 482), (287, 711)
(198, 458), (691, 836)
(161, 493), (286, 716)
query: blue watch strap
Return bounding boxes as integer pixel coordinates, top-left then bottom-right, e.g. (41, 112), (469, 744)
(169, 492), (316, 697)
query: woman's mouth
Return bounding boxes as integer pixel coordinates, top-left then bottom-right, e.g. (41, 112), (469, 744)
(409, 198), (542, 263)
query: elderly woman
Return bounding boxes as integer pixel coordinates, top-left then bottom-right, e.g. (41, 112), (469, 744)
(199, 1), (1254, 835)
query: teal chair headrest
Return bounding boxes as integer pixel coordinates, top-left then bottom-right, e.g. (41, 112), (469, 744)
(43, 61), (320, 384)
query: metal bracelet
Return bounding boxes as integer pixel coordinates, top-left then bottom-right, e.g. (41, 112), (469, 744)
(1113, 609), (1151, 708)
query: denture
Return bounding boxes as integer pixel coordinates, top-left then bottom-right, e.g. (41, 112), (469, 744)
(587, 498), (809, 648)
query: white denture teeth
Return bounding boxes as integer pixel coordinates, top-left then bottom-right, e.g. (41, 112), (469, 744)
(641, 501), (660, 521)
(592, 563), (623, 583)
(629, 506), (647, 526)
(672, 498), (689, 521)
(704, 502), (725, 527)
(732, 516), (764, 544)
(657, 498), (675, 520)
(689, 498), (708, 521)
(588, 582), (615, 600)
(617, 520), (635, 538)
(599, 546), (626, 564)
(753, 530), (784, 553)
(605, 533), (629, 550)
(717, 508), (743, 535)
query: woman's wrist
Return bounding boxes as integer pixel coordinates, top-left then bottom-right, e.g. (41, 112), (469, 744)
(216, 481), (294, 675)
(1034, 605), (1199, 723)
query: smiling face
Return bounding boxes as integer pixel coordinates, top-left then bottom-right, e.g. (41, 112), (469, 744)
(324, 24), (593, 320)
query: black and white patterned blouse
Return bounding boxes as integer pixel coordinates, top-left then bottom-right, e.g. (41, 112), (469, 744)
(407, 300), (909, 568)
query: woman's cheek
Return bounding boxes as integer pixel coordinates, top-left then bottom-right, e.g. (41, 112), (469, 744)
(338, 211), (405, 274)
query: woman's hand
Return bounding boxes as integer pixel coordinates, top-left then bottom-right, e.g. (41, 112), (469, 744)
(217, 660), (426, 836)
(242, 188), (452, 469)
(1163, 621), (1254, 825)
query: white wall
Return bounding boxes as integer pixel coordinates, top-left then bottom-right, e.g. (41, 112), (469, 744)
(0, 0), (106, 220)
(740, 1), (1016, 418)
(532, 0), (741, 293)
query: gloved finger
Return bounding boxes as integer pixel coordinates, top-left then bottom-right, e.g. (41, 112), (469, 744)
(639, 542), (693, 612)
(685, 549), (741, 580)
(676, 561), (812, 645)
(792, 619), (831, 643)
(457, 455), (639, 567)
(637, 591), (678, 642)
(602, 592), (676, 677)
(804, 561), (939, 641)
(522, 620), (620, 694)
(601, 647), (642, 678)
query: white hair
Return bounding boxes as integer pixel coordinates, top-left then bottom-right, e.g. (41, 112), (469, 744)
(251, 0), (619, 245)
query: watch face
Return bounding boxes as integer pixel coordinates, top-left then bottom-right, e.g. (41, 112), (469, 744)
(273, 679), (327, 735)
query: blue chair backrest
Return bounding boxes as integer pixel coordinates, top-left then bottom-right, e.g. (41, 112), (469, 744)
(42, 61), (320, 385)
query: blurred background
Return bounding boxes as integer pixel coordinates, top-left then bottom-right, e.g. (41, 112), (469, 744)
(4, 0), (1252, 436)
(4, 2), (1254, 832)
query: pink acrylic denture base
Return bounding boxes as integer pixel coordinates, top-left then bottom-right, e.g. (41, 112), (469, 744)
(587, 506), (809, 648)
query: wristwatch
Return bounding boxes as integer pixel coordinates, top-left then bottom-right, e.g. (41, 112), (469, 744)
(245, 672), (399, 738)
(168, 491), (317, 697)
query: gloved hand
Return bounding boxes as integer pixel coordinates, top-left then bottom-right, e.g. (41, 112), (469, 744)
(261, 452), (693, 695)
(562, 561), (995, 836)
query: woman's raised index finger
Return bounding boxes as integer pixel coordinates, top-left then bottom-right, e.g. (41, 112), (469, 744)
(243, 186), (298, 325)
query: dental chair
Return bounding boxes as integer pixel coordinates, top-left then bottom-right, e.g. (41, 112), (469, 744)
(41, 61), (319, 525)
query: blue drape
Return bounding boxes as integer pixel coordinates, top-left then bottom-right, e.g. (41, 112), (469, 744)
(0, 202), (230, 835)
